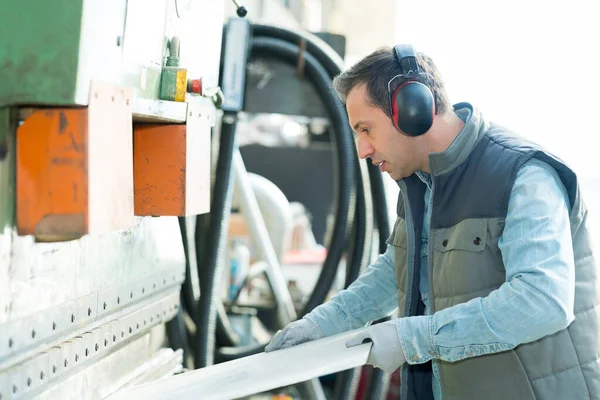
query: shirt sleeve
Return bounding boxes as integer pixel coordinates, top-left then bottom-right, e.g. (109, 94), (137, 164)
(396, 159), (576, 364)
(307, 244), (400, 336)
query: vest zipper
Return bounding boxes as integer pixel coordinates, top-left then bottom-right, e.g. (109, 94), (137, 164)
(398, 181), (416, 400)
(428, 169), (445, 399)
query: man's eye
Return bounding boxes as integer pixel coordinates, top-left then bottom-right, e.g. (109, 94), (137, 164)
(362, 128), (370, 134)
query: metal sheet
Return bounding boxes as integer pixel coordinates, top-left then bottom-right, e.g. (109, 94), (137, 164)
(108, 329), (372, 400)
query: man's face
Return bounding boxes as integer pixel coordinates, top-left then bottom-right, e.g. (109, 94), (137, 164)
(346, 84), (421, 181)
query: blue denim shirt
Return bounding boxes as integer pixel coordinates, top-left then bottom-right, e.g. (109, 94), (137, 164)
(307, 159), (574, 399)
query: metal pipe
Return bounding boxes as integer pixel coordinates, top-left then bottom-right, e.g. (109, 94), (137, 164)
(232, 149), (297, 326)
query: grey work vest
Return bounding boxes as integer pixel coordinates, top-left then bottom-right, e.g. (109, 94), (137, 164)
(389, 104), (600, 400)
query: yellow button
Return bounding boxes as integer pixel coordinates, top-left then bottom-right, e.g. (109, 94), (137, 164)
(412, 355), (419, 362)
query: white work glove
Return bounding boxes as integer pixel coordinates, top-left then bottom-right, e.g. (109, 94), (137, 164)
(345, 320), (406, 373)
(265, 318), (325, 352)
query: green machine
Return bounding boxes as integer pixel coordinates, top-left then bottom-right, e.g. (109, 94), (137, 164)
(0, 0), (224, 398)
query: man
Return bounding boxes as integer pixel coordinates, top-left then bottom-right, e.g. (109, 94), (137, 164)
(265, 45), (599, 399)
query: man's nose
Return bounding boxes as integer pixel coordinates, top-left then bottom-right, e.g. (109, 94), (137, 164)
(357, 136), (373, 159)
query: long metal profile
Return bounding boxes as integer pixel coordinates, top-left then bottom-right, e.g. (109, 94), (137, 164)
(108, 328), (372, 400)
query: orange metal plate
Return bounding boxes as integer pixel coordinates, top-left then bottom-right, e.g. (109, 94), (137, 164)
(133, 124), (188, 216)
(16, 108), (88, 240)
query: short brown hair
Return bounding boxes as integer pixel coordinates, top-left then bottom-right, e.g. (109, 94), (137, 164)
(332, 47), (451, 117)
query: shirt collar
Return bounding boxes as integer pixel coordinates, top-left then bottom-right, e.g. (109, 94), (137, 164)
(427, 102), (490, 176)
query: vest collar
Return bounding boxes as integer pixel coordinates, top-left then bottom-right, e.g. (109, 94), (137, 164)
(427, 102), (490, 176)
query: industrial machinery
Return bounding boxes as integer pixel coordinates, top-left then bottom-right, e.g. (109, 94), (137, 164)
(0, 1), (392, 399)
(0, 0), (223, 398)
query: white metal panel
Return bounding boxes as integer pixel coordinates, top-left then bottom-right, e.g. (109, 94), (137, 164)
(108, 329), (372, 400)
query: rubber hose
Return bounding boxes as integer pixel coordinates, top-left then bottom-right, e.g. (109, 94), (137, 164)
(194, 116), (237, 368)
(179, 217), (197, 319)
(254, 26), (394, 398)
(252, 24), (344, 78)
(335, 158), (374, 400)
(215, 342), (266, 364)
(367, 163), (391, 252)
(216, 301), (240, 347)
(364, 163), (393, 400)
(251, 37), (356, 316)
(249, 29), (382, 398)
(166, 307), (191, 365)
(212, 34), (357, 360)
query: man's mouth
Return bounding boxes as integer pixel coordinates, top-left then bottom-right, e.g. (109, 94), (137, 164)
(374, 160), (386, 172)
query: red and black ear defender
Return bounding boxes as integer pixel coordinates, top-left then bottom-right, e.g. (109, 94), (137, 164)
(389, 44), (436, 137)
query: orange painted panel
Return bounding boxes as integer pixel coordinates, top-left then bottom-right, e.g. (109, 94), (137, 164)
(16, 109), (88, 239)
(134, 124), (187, 216)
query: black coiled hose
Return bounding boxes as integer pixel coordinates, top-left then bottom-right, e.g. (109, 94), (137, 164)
(172, 21), (392, 399)
(212, 32), (358, 362)
(364, 163), (393, 400)
(249, 36), (357, 317)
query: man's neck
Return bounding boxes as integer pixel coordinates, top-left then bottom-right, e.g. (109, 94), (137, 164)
(419, 112), (465, 173)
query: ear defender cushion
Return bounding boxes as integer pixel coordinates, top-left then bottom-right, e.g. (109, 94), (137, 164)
(392, 81), (435, 137)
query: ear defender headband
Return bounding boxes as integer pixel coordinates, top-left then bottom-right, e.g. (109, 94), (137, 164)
(388, 44), (436, 137)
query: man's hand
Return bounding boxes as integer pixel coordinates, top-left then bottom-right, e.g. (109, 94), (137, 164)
(345, 320), (406, 373)
(265, 318), (325, 352)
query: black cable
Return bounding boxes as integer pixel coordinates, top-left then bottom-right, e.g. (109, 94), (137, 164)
(194, 116), (237, 368)
(364, 163), (393, 400)
(249, 37), (356, 317)
(179, 217), (197, 319)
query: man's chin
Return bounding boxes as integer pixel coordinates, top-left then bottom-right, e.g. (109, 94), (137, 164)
(388, 170), (410, 181)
